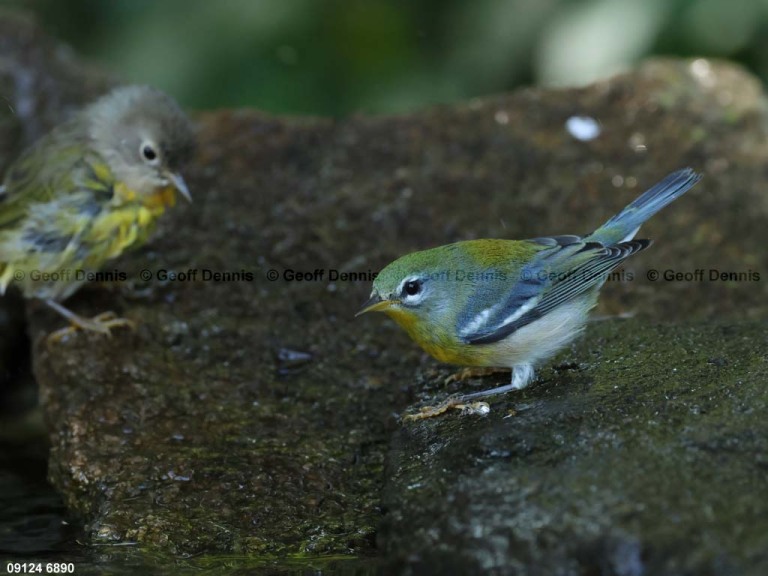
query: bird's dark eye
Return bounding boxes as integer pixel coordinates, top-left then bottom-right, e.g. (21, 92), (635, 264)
(403, 280), (422, 297)
(141, 143), (158, 163)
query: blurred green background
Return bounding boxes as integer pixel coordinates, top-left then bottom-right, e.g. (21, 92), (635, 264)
(3, 0), (767, 116)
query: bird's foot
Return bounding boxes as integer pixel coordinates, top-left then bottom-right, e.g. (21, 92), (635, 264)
(403, 365), (536, 420)
(403, 395), (490, 421)
(45, 300), (135, 344)
(444, 366), (510, 385)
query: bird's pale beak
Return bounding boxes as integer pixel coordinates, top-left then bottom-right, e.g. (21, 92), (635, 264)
(355, 293), (392, 316)
(169, 172), (192, 202)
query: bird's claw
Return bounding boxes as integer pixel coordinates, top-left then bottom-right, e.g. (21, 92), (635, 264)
(403, 395), (490, 421)
(444, 366), (510, 385)
(47, 311), (135, 344)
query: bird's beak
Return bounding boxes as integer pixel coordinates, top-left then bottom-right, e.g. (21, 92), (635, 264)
(355, 293), (393, 317)
(168, 172), (192, 202)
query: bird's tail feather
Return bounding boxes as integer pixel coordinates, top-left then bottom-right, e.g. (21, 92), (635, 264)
(588, 168), (702, 245)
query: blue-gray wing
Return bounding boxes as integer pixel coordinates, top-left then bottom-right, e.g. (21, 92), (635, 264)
(457, 238), (650, 345)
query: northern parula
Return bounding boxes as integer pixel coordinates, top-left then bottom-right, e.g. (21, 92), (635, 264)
(358, 169), (701, 402)
(0, 85), (195, 337)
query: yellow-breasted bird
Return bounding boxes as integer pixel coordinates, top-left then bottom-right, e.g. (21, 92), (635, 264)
(0, 85), (195, 336)
(358, 169), (701, 412)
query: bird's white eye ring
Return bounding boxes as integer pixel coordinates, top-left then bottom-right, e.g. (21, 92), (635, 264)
(140, 141), (160, 165)
(403, 280), (421, 296)
(399, 277), (425, 305)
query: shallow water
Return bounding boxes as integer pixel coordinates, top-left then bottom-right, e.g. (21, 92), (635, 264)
(0, 439), (84, 561)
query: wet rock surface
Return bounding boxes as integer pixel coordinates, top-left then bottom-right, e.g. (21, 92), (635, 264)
(2, 11), (767, 573)
(381, 319), (768, 575)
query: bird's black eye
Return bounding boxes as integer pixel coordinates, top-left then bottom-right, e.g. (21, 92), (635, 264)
(403, 279), (422, 297)
(141, 142), (158, 163)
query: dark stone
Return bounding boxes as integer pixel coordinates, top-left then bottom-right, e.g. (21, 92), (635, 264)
(380, 319), (768, 575)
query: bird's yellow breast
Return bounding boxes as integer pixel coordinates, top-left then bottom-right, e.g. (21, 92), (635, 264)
(86, 183), (176, 263)
(383, 307), (495, 366)
(113, 182), (177, 212)
(144, 185), (178, 211)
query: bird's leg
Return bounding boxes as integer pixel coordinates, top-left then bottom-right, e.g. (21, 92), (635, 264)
(458, 364), (535, 401)
(404, 365), (535, 421)
(45, 299), (135, 342)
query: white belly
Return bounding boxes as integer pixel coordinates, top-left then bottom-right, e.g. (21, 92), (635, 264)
(483, 294), (597, 368)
